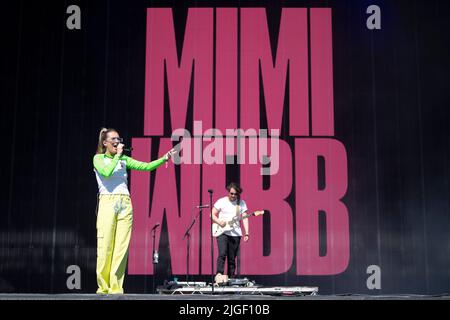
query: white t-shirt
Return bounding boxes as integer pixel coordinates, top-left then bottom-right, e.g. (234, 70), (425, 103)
(94, 158), (129, 195)
(213, 196), (248, 237)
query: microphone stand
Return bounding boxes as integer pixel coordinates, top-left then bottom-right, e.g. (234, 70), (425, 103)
(208, 189), (214, 294)
(151, 226), (158, 294)
(183, 207), (201, 286)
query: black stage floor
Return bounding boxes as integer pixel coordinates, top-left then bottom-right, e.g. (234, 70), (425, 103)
(1, 293), (449, 300)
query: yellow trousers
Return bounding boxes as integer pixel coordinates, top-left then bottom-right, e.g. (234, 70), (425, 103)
(96, 194), (133, 294)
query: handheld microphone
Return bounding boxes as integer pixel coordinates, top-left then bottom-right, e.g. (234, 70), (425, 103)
(208, 189), (213, 194)
(124, 147), (133, 152)
(196, 205), (209, 209)
(151, 223), (160, 231)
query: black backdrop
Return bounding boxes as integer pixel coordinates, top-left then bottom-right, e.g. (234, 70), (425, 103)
(1, 0), (450, 294)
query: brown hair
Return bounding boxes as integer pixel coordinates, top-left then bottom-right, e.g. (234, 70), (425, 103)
(226, 182), (242, 194)
(226, 182), (243, 202)
(96, 127), (118, 154)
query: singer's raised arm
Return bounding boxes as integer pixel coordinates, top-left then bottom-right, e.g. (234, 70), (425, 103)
(122, 155), (167, 171)
(93, 153), (122, 177)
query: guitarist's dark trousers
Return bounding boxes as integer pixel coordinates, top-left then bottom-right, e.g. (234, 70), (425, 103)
(216, 234), (241, 276)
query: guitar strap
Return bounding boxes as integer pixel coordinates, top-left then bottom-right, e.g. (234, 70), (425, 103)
(236, 201), (241, 217)
(234, 201), (241, 228)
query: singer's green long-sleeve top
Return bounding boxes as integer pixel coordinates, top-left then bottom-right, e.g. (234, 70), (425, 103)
(93, 153), (167, 195)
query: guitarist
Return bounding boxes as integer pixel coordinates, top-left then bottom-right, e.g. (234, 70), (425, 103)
(211, 182), (249, 280)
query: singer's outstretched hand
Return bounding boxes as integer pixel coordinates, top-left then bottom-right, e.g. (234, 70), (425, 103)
(165, 148), (177, 161)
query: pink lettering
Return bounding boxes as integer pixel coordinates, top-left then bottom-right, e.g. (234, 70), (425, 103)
(295, 139), (349, 275)
(144, 9), (213, 136)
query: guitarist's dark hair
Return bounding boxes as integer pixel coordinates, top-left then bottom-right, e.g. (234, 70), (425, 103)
(226, 182), (243, 202)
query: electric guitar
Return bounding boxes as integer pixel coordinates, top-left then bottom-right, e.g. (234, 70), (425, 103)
(212, 210), (265, 237)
